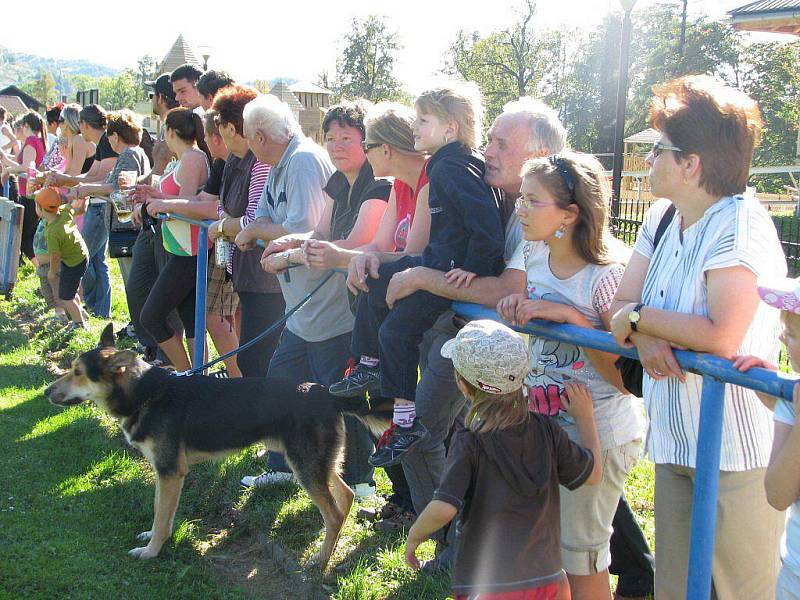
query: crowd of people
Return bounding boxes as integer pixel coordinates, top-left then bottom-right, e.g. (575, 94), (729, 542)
(1, 67), (798, 600)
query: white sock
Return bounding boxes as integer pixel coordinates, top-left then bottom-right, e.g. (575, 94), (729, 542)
(392, 403), (416, 428)
(360, 356), (379, 368)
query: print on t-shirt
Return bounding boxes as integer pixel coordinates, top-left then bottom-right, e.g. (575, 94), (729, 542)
(525, 288), (587, 416)
(394, 212), (412, 251)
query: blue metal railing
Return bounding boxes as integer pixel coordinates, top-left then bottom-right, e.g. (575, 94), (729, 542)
(452, 301), (797, 600)
(157, 213), (213, 369)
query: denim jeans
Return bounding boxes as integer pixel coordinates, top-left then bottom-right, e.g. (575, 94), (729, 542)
(350, 255), (451, 401)
(266, 328), (375, 486)
(81, 204), (111, 318)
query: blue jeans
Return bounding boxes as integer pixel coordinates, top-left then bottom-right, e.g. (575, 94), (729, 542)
(266, 328), (375, 486)
(81, 204), (111, 318)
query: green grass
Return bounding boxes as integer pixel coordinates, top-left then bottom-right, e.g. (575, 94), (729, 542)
(0, 262), (655, 599)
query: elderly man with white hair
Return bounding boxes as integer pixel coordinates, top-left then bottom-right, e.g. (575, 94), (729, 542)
(234, 94), (374, 495)
(384, 98), (654, 599)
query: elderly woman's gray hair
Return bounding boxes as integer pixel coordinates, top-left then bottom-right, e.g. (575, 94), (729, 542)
(365, 102), (420, 156)
(501, 97), (567, 156)
(242, 94), (303, 144)
(60, 103), (82, 136)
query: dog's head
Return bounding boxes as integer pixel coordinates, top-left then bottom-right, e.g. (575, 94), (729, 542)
(45, 323), (143, 412)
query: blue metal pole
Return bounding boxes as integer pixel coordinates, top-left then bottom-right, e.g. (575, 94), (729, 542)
(1, 203), (17, 293)
(193, 226), (209, 370)
(2, 179), (8, 198)
(686, 375), (726, 599)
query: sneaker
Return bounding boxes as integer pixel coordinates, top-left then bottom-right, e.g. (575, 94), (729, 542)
(210, 368), (229, 379)
(352, 482), (376, 500)
(241, 471), (297, 488)
(373, 502), (416, 532)
(328, 364), (381, 397)
(368, 418), (429, 468)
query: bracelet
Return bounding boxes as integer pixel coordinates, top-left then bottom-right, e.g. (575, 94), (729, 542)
(219, 217), (227, 237)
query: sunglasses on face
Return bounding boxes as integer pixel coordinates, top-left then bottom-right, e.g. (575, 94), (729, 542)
(652, 141), (683, 157)
(361, 141), (382, 153)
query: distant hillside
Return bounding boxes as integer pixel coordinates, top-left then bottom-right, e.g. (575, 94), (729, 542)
(0, 46), (119, 90)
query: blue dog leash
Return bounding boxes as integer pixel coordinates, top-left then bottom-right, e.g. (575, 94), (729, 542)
(172, 268), (338, 378)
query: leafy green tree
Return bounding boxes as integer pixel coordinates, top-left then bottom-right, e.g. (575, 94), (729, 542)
(98, 71), (140, 110)
(332, 15), (403, 102)
(135, 55), (159, 100)
(443, 0), (557, 124)
(741, 41), (800, 192)
(626, 4), (741, 134)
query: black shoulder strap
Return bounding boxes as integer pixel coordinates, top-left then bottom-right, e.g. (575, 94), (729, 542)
(652, 203), (677, 250)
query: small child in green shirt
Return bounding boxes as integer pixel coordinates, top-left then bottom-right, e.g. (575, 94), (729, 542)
(35, 188), (89, 329)
(32, 217), (68, 323)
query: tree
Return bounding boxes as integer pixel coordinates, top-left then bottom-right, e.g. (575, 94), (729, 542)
(135, 55), (159, 100)
(97, 71), (139, 110)
(20, 71), (58, 106)
(625, 4), (741, 134)
(442, 1), (566, 126)
(741, 41), (800, 192)
(332, 15), (403, 102)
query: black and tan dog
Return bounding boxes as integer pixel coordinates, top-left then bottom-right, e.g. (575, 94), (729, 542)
(44, 324), (387, 569)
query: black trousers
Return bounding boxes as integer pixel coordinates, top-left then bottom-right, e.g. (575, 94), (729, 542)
(237, 291), (285, 377)
(19, 195), (37, 262)
(350, 256), (450, 401)
(610, 494), (655, 597)
(141, 253), (197, 344)
(127, 228), (183, 349)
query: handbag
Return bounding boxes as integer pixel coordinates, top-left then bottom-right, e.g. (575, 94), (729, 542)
(108, 229), (139, 258)
(615, 203), (676, 397)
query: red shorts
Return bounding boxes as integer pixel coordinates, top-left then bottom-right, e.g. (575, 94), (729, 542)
(454, 582), (561, 600)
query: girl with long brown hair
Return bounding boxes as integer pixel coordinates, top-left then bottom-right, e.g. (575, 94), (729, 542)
(496, 150), (643, 600)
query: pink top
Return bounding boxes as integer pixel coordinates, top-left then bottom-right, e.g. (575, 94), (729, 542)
(159, 167), (181, 196)
(18, 135), (46, 196)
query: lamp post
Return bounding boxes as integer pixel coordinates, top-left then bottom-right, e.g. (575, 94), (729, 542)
(611, 0), (637, 221)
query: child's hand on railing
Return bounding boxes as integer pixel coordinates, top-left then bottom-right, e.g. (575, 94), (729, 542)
(732, 355), (778, 373)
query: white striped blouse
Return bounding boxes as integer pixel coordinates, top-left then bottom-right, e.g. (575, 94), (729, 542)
(634, 195), (786, 471)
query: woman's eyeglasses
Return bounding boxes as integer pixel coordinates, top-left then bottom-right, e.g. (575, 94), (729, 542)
(361, 141), (382, 152)
(652, 141), (683, 157)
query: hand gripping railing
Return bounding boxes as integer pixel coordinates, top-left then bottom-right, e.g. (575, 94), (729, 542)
(452, 301), (798, 600)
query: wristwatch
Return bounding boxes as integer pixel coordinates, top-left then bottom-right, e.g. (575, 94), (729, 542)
(628, 303), (645, 332)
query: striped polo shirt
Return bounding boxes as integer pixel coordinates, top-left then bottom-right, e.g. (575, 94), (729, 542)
(635, 195), (786, 471)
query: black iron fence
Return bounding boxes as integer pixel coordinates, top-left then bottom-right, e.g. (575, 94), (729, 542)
(610, 198), (800, 277)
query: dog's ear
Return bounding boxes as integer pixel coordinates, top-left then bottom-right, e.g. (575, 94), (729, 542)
(98, 323), (116, 349)
(103, 349), (138, 376)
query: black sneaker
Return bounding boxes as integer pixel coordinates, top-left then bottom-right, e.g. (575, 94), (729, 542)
(329, 363), (381, 397)
(368, 418), (429, 468)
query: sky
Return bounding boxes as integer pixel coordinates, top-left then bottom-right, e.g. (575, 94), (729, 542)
(5, 0), (792, 93)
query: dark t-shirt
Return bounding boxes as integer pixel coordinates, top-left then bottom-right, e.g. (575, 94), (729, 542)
(433, 415), (594, 595)
(204, 158), (226, 196)
(324, 160), (391, 242)
(94, 133), (119, 163)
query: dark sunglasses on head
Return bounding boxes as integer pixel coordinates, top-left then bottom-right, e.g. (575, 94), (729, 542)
(652, 141), (683, 157)
(361, 141), (382, 152)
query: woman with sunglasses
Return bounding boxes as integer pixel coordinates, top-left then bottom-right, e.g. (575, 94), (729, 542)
(609, 75), (786, 599)
(496, 151), (642, 600)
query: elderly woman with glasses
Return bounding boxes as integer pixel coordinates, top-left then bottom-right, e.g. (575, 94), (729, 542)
(609, 75), (787, 599)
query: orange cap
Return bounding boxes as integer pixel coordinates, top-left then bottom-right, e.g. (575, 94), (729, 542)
(35, 187), (61, 213)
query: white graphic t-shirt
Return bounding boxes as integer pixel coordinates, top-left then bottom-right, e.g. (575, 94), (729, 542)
(507, 240), (644, 449)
